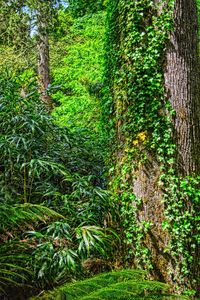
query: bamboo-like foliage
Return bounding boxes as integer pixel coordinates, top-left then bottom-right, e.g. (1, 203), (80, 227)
(0, 71), (105, 204)
(0, 71), (118, 297)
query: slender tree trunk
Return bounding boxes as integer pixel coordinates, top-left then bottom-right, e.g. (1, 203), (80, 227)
(37, 7), (52, 109)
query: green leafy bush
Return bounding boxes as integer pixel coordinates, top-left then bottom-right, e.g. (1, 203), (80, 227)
(0, 70), (117, 297)
(68, 0), (106, 17)
(51, 11), (105, 135)
(0, 71), (105, 205)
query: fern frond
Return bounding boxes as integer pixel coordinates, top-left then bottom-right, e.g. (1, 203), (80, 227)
(31, 269), (190, 300)
(16, 203), (65, 221)
(0, 203), (64, 232)
(0, 251), (32, 294)
(0, 203), (65, 294)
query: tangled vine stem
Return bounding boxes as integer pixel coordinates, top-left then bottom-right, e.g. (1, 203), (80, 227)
(104, 0), (200, 296)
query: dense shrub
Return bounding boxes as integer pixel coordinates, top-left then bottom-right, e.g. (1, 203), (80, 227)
(0, 71), (117, 297)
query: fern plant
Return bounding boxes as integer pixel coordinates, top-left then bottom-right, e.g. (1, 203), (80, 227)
(0, 203), (64, 296)
(30, 269), (190, 300)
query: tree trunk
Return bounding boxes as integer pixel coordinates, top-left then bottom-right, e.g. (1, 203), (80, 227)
(165, 0), (200, 176)
(165, 0), (200, 293)
(37, 7), (52, 109)
(106, 0), (200, 294)
(134, 0), (200, 291)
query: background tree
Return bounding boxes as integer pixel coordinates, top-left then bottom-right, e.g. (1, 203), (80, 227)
(0, 0), (63, 108)
(0, 0), (31, 49)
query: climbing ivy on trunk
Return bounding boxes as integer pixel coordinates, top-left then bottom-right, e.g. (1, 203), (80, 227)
(104, 0), (200, 296)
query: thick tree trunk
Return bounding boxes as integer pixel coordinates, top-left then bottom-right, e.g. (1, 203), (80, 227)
(133, 0), (200, 292)
(165, 0), (200, 176)
(165, 0), (200, 293)
(107, 0), (200, 294)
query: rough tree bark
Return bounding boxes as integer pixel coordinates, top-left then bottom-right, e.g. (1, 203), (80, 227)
(165, 0), (200, 176)
(133, 0), (200, 292)
(165, 0), (200, 291)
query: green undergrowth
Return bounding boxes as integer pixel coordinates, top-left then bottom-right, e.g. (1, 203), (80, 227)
(0, 71), (116, 296)
(31, 270), (189, 300)
(51, 11), (105, 135)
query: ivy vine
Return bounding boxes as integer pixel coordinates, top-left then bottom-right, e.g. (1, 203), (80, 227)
(104, 0), (200, 295)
